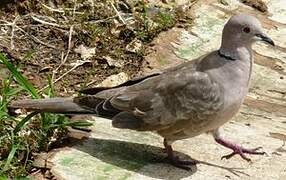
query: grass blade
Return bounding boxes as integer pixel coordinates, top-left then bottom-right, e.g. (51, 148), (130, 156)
(14, 112), (39, 134)
(1, 144), (18, 173)
(0, 53), (40, 99)
(47, 75), (55, 97)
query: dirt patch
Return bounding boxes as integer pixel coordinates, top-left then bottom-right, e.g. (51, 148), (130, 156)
(0, 0), (190, 96)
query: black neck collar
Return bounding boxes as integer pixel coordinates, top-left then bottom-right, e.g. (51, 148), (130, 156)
(218, 50), (236, 61)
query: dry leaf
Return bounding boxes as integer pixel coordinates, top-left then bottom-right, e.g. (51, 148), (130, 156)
(74, 45), (96, 60)
(103, 56), (123, 67)
(97, 72), (129, 87)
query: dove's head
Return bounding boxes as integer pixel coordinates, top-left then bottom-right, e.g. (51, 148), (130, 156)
(222, 14), (274, 47)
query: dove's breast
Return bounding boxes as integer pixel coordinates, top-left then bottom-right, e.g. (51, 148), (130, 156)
(183, 57), (251, 137)
(208, 59), (251, 129)
(157, 50), (253, 140)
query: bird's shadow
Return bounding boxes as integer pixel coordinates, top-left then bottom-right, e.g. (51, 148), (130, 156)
(74, 138), (197, 179)
(73, 137), (248, 179)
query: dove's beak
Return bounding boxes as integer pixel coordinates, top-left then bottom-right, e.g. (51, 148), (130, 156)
(255, 33), (275, 46)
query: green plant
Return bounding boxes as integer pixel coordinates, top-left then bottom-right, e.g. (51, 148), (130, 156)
(155, 11), (175, 30)
(0, 53), (92, 177)
(134, 2), (177, 43)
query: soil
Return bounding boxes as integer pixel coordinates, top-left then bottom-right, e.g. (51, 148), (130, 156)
(0, 0), (188, 96)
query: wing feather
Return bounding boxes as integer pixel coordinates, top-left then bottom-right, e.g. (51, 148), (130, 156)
(107, 68), (223, 131)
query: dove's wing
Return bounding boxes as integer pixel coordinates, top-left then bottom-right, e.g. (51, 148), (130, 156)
(79, 72), (162, 95)
(97, 67), (223, 131)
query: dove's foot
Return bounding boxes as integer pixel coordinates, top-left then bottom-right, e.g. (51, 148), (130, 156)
(215, 137), (266, 162)
(163, 139), (197, 170)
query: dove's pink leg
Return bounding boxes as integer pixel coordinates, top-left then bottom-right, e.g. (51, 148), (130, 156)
(214, 137), (266, 161)
(163, 139), (197, 170)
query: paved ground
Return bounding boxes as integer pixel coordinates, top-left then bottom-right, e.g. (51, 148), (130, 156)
(40, 0), (286, 179)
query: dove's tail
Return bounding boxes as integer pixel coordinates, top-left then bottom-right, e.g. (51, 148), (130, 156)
(9, 97), (148, 130)
(9, 98), (94, 114)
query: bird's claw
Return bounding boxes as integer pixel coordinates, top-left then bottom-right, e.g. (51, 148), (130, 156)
(215, 137), (266, 162)
(221, 146), (266, 162)
(163, 139), (197, 170)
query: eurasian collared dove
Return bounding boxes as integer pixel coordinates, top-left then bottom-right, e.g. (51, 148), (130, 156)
(9, 14), (275, 170)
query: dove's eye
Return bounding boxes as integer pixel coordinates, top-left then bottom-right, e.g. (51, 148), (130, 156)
(243, 27), (251, 33)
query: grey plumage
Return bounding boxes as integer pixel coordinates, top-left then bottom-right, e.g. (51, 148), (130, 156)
(10, 14), (275, 169)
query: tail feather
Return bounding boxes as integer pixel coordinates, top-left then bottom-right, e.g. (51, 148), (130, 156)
(9, 98), (94, 114)
(10, 97), (146, 131)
